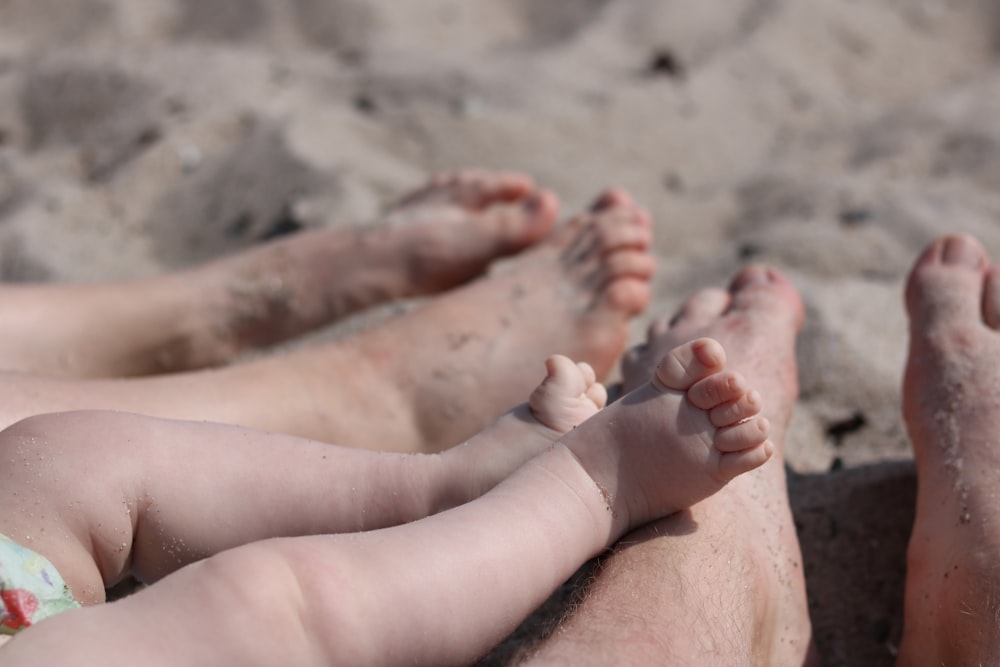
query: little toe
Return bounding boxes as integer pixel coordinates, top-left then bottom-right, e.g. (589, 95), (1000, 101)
(654, 338), (726, 392)
(709, 389), (763, 428)
(716, 439), (774, 482)
(585, 381), (608, 410)
(573, 360), (608, 409)
(687, 370), (748, 411)
(576, 360), (597, 388)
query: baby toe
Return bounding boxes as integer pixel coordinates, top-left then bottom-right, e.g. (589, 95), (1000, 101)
(715, 416), (770, 453)
(655, 338), (726, 393)
(716, 439), (774, 482)
(685, 368), (746, 410)
(709, 389), (763, 428)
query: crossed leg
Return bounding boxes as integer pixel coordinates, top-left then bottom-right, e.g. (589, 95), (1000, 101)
(0, 170), (558, 378)
(0, 189), (654, 453)
(897, 234), (1000, 666)
(525, 265), (819, 666)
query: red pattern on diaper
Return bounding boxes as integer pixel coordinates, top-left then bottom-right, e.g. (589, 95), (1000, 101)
(1, 588), (39, 630)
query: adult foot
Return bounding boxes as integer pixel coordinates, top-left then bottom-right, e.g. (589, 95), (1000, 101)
(0, 169), (558, 378)
(310, 187), (655, 451)
(898, 234), (1000, 666)
(0, 189), (652, 450)
(525, 265), (818, 666)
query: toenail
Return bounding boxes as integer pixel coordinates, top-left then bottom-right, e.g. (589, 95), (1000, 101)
(730, 265), (770, 290)
(941, 236), (986, 269)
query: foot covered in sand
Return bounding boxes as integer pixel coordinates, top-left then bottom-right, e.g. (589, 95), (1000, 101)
(899, 233), (1000, 666)
(188, 168), (561, 360)
(340, 187), (656, 452)
(374, 169), (561, 293)
(0, 169), (559, 378)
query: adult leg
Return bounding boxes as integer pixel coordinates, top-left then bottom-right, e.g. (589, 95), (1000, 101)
(0, 170), (557, 378)
(0, 190), (654, 452)
(897, 234), (1000, 665)
(1, 338), (772, 667)
(526, 266), (818, 666)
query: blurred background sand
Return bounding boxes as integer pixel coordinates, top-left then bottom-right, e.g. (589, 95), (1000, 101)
(2, 1), (999, 664)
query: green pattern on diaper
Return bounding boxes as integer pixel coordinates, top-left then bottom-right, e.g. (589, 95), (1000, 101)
(1, 533), (80, 635)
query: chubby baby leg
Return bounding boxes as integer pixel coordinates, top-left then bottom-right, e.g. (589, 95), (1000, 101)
(0, 353), (604, 611)
(0, 338), (770, 667)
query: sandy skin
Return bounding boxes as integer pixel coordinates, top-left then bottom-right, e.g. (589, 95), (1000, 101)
(897, 234), (1000, 666)
(0, 169), (559, 378)
(0, 188), (654, 452)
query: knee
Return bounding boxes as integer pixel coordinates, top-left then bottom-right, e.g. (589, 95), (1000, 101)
(0, 413), (83, 483)
(0, 410), (147, 466)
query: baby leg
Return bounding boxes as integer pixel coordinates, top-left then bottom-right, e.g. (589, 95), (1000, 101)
(3, 337), (765, 666)
(0, 353), (603, 606)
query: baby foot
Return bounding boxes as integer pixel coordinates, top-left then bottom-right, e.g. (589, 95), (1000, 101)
(443, 355), (607, 504)
(562, 336), (772, 540)
(299, 187), (654, 453)
(527, 355), (608, 434)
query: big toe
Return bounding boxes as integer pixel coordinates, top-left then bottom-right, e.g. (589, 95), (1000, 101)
(726, 265), (804, 331)
(905, 234), (992, 333)
(479, 190), (560, 251)
(655, 337), (726, 392)
(442, 169), (537, 208)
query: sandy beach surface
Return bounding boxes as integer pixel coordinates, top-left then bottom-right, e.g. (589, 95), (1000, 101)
(3, 1), (1000, 664)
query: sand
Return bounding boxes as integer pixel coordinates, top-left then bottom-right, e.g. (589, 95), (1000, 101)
(2, 0), (999, 664)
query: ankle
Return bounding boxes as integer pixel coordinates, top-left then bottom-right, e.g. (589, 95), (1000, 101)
(441, 409), (564, 504)
(538, 443), (624, 548)
(901, 534), (1000, 666)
